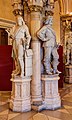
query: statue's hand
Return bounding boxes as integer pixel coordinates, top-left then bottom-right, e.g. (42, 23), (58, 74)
(10, 34), (14, 39)
(43, 38), (49, 41)
(5, 28), (10, 33)
(26, 45), (29, 49)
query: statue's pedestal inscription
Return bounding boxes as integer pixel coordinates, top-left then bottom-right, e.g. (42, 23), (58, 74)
(10, 76), (31, 112)
(42, 74), (61, 110)
(65, 65), (72, 83)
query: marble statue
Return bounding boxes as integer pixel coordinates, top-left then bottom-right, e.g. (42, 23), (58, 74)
(65, 31), (72, 65)
(8, 15), (31, 78)
(37, 15), (61, 75)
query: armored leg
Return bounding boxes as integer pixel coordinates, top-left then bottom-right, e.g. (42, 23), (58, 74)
(71, 48), (72, 65)
(12, 40), (20, 75)
(18, 44), (24, 77)
(43, 47), (52, 74)
(66, 49), (70, 65)
(52, 47), (60, 74)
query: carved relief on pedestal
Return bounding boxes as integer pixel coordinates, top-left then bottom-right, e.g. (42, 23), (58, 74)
(10, 77), (31, 112)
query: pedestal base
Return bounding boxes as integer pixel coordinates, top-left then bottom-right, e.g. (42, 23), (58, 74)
(10, 98), (31, 112)
(44, 97), (61, 110)
(10, 76), (31, 112)
(31, 101), (45, 111)
(31, 105), (45, 111)
(65, 65), (72, 83)
(41, 74), (61, 110)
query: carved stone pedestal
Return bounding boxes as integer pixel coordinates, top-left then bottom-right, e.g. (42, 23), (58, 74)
(10, 76), (31, 112)
(65, 65), (72, 83)
(42, 74), (61, 110)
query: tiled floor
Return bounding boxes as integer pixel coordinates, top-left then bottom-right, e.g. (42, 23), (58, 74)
(0, 83), (72, 120)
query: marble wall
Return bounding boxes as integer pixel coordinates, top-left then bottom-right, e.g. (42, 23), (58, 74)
(0, 0), (15, 21)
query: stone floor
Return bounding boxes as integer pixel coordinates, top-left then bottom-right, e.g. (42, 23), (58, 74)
(0, 83), (72, 120)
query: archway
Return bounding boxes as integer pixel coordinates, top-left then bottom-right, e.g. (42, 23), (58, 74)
(0, 28), (8, 45)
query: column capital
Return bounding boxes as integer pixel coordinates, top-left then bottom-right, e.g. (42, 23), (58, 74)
(23, 0), (43, 13)
(11, 0), (23, 16)
(28, 5), (43, 13)
(13, 9), (23, 16)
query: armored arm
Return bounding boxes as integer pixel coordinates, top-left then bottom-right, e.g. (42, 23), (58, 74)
(37, 26), (48, 41)
(25, 25), (31, 49)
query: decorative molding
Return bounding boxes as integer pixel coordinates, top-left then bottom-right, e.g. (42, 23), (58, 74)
(0, 18), (15, 29)
(0, 18), (15, 25)
(61, 14), (72, 20)
(57, 0), (64, 15)
(28, 5), (43, 13)
(13, 9), (23, 16)
(11, 0), (23, 16)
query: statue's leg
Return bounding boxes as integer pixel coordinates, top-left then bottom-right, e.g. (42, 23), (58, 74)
(12, 59), (20, 75)
(18, 44), (24, 77)
(12, 40), (20, 75)
(52, 47), (60, 74)
(65, 49), (70, 65)
(71, 49), (72, 64)
(43, 47), (52, 74)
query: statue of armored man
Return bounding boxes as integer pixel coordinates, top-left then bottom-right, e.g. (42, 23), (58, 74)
(37, 14), (61, 75)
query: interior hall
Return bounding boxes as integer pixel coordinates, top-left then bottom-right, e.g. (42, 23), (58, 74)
(0, 0), (72, 120)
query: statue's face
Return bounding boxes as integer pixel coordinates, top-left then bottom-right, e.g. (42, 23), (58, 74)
(17, 17), (23, 26)
(69, 32), (72, 37)
(45, 16), (53, 25)
(49, 17), (53, 26)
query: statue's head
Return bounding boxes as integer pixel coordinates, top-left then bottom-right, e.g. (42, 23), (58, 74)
(69, 31), (72, 37)
(44, 15), (53, 25)
(16, 15), (25, 26)
(44, 10), (53, 25)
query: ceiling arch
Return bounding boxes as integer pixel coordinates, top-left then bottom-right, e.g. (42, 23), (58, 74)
(54, 0), (64, 15)
(55, 0), (72, 15)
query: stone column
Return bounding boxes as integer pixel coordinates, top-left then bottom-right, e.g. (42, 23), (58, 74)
(27, 1), (43, 104)
(30, 12), (42, 102)
(30, 11), (42, 103)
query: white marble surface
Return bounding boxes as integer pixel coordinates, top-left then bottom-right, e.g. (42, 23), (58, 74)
(25, 49), (33, 76)
(41, 74), (61, 110)
(31, 41), (42, 102)
(10, 76), (31, 112)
